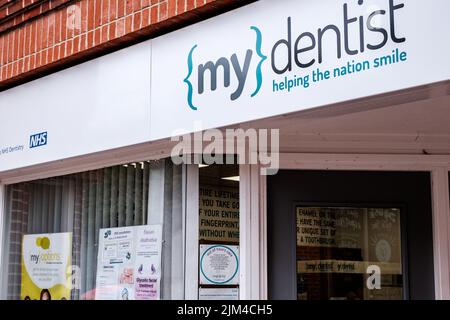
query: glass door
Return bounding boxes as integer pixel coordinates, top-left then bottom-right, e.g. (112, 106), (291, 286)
(267, 170), (434, 300)
(296, 206), (403, 300)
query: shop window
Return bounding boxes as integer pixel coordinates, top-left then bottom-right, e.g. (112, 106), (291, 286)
(0, 159), (183, 300)
(198, 164), (239, 300)
(296, 206), (403, 300)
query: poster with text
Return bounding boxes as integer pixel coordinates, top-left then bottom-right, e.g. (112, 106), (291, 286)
(296, 207), (364, 248)
(200, 245), (239, 285)
(21, 232), (72, 300)
(199, 185), (239, 242)
(95, 225), (162, 300)
(199, 288), (239, 300)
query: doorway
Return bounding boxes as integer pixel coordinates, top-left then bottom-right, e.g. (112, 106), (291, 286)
(267, 171), (434, 300)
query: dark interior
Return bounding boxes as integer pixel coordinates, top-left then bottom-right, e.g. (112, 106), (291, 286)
(267, 170), (434, 300)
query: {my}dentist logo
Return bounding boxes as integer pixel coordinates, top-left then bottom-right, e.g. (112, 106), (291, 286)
(183, 0), (407, 111)
(184, 26), (267, 111)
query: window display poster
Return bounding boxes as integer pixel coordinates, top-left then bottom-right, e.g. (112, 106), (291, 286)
(21, 232), (72, 300)
(296, 207), (364, 248)
(95, 225), (162, 300)
(367, 208), (401, 264)
(199, 185), (239, 242)
(200, 244), (239, 285)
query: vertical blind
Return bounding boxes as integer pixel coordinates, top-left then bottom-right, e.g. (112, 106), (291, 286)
(2, 159), (181, 300)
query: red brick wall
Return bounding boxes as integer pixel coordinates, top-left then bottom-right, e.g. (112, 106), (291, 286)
(0, 0), (72, 34)
(0, 0), (253, 90)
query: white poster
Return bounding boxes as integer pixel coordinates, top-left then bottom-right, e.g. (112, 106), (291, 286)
(199, 185), (240, 242)
(95, 225), (162, 300)
(0, 41), (151, 172)
(21, 232), (72, 300)
(200, 244), (239, 285)
(199, 288), (239, 300)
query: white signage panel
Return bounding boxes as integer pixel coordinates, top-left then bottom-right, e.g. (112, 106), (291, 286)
(0, 41), (152, 172)
(150, 0), (450, 140)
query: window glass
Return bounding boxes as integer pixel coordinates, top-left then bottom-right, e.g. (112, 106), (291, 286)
(1, 159), (183, 300)
(198, 164), (240, 300)
(296, 207), (403, 300)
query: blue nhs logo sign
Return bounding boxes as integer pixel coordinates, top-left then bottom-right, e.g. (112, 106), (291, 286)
(29, 132), (48, 148)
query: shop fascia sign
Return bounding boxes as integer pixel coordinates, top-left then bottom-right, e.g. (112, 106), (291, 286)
(150, 0), (450, 140)
(184, 0), (406, 110)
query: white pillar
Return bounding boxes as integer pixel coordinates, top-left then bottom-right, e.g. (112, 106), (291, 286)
(431, 168), (450, 299)
(184, 164), (199, 299)
(239, 164), (267, 299)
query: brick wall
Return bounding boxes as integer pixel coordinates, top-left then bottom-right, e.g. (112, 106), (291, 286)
(0, 0), (253, 90)
(0, 0), (72, 34)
